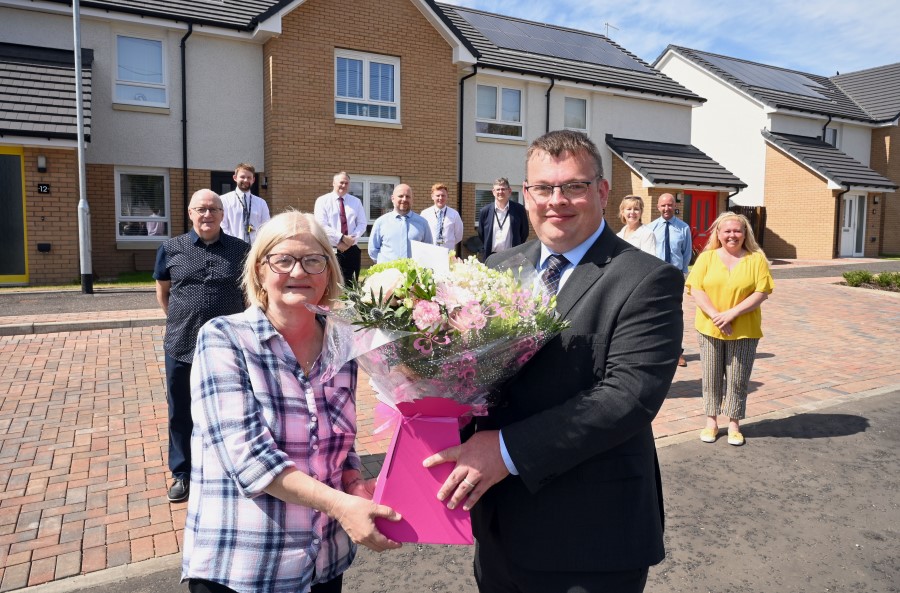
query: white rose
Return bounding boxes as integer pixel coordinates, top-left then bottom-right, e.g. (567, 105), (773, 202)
(362, 268), (405, 303)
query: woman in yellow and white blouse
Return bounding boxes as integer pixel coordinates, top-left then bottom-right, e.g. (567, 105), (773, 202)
(685, 212), (773, 446)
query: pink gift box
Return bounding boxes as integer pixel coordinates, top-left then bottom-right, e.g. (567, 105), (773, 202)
(372, 398), (475, 545)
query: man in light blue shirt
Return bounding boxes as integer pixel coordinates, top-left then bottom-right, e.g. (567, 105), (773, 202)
(648, 193), (692, 275)
(368, 184), (433, 264)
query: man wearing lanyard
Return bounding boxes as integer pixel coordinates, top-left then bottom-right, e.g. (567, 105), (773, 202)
(368, 183), (432, 264)
(649, 192), (692, 366)
(314, 171), (368, 284)
(421, 183), (464, 251)
(220, 163), (271, 244)
(477, 177), (529, 261)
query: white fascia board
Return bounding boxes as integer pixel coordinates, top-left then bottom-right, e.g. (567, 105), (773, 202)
(1, 136), (77, 149)
(410, 0), (476, 65)
(765, 107), (876, 128)
(251, 0), (310, 42)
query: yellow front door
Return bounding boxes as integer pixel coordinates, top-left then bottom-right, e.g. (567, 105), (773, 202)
(0, 146), (29, 284)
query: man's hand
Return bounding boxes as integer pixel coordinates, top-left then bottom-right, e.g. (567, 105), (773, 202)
(422, 430), (509, 512)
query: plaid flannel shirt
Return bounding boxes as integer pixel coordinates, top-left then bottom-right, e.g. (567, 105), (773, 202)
(182, 306), (360, 593)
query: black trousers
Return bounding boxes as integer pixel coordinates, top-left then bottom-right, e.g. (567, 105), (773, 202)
(189, 574), (343, 593)
(336, 245), (361, 285)
(474, 530), (649, 593)
(164, 354), (192, 479)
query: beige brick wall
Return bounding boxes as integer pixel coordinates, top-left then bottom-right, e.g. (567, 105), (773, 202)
(262, 0), (458, 219)
(871, 127), (900, 255)
(763, 145), (839, 259)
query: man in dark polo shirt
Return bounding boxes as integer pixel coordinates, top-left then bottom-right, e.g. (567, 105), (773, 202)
(153, 189), (249, 503)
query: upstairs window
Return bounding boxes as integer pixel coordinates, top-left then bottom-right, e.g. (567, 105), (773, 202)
(564, 97), (587, 131)
(115, 35), (167, 107)
(335, 50), (400, 123)
(476, 84), (523, 138)
(823, 127), (838, 147)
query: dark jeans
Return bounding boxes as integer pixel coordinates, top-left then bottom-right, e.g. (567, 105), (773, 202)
(189, 575), (343, 593)
(164, 354), (192, 480)
(336, 245), (361, 285)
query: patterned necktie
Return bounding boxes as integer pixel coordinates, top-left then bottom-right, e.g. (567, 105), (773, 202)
(401, 215), (409, 256)
(664, 220), (672, 264)
(437, 208), (445, 244)
(338, 197), (349, 236)
(540, 253), (569, 296)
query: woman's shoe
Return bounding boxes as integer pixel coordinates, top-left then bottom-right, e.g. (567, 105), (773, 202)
(727, 431), (745, 446)
(699, 427), (718, 443)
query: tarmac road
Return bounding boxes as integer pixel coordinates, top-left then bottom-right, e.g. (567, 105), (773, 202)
(26, 389), (899, 593)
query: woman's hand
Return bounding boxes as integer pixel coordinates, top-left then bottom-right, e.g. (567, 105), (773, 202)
(711, 308), (738, 334)
(328, 492), (402, 552)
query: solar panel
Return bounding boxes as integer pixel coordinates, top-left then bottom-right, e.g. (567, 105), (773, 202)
(457, 9), (653, 74)
(698, 53), (827, 99)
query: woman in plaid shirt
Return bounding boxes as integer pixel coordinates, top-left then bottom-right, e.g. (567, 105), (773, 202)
(183, 212), (401, 593)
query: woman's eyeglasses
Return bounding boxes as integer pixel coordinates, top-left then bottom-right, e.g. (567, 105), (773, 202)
(264, 253), (328, 275)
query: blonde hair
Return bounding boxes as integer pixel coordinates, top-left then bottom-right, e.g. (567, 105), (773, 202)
(242, 210), (343, 310)
(703, 211), (764, 254)
(618, 195), (645, 224)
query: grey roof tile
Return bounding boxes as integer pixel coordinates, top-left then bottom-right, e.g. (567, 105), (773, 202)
(762, 130), (897, 190)
(605, 135), (746, 189)
(662, 45), (872, 122)
(0, 43), (92, 141)
(832, 62), (900, 122)
(431, 3), (704, 103)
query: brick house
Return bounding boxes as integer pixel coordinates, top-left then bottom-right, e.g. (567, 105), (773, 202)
(655, 46), (897, 259)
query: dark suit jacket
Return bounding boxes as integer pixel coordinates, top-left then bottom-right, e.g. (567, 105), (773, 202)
(477, 201), (529, 260)
(475, 224), (684, 573)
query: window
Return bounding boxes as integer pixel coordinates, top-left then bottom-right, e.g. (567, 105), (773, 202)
(476, 84), (523, 138)
(347, 174), (400, 240)
(564, 97), (587, 131)
(115, 168), (170, 239)
(115, 35), (167, 106)
(824, 127), (838, 147)
(335, 50), (400, 123)
(474, 187), (522, 227)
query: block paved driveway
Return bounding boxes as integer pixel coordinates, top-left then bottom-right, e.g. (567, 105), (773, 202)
(1, 263), (899, 591)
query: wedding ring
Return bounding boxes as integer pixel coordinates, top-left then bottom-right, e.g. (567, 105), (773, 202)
(462, 478), (477, 488)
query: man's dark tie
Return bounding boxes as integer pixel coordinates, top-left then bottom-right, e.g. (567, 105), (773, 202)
(338, 197), (349, 236)
(540, 253), (569, 296)
(664, 220), (672, 264)
(437, 208), (445, 244)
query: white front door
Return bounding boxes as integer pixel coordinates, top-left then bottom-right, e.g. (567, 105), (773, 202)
(839, 194), (866, 257)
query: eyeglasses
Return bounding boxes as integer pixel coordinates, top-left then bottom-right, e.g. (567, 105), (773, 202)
(264, 253), (328, 275)
(524, 180), (597, 200)
(190, 207), (223, 215)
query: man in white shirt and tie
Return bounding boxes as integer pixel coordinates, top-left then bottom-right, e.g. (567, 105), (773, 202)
(220, 163), (271, 244)
(314, 171), (368, 284)
(420, 183), (464, 251)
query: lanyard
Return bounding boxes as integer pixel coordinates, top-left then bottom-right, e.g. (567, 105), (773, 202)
(239, 191), (253, 237)
(494, 207), (509, 231)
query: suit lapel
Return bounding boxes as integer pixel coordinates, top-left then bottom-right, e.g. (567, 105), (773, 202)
(554, 226), (617, 319)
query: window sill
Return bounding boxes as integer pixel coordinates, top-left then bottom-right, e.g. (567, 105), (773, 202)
(476, 135), (527, 146)
(335, 118), (402, 130)
(113, 103), (170, 115)
(117, 240), (166, 250)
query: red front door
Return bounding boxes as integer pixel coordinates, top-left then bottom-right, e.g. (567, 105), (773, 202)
(687, 191), (718, 253)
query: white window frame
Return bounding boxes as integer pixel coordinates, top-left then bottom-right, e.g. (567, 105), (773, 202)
(474, 185), (522, 227)
(347, 174), (401, 243)
(563, 96), (588, 132)
(476, 84), (524, 139)
(114, 167), (171, 241)
(824, 127), (839, 147)
(114, 34), (168, 108)
(335, 49), (401, 124)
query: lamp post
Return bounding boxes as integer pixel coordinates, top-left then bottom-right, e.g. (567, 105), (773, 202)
(73, 0), (93, 293)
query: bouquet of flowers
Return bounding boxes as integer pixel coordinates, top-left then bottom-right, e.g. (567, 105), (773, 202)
(319, 254), (568, 544)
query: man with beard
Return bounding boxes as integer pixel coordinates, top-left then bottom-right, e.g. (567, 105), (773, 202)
(220, 162), (270, 244)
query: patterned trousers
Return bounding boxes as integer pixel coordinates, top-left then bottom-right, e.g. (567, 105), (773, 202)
(697, 333), (760, 420)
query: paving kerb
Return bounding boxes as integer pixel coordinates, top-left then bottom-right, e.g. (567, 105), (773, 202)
(1, 260), (899, 591)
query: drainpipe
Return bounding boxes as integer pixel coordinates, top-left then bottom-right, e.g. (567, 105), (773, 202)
(181, 23), (193, 232)
(821, 114), (832, 144)
(834, 184), (850, 258)
(457, 66), (477, 253)
(545, 77), (555, 133)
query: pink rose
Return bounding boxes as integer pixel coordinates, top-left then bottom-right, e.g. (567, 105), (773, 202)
(361, 268), (405, 303)
(412, 300), (443, 331)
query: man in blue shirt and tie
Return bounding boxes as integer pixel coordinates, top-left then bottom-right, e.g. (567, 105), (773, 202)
(368, 183), (433, 263)
(649, 192), (691, 366)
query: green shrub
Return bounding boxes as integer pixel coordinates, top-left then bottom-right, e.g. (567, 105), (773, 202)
(843, 270), (873, 287)
(875, 272), (894, 288)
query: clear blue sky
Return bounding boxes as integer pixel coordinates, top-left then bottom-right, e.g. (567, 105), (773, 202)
(445, 0), (900, 76)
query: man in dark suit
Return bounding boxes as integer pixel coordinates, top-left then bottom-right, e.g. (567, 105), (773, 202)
(477, 177), (529, 260)
(425, 130), (684, 592)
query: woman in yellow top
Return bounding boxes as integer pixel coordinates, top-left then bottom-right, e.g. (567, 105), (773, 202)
(685, 212), (773, 446)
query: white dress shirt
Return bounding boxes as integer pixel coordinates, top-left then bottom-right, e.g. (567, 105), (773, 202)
(220, 190), (270, 244)
(314, 192), (368, 248)
(491, 202), (513, 253)
(420, 205), (464, 248)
